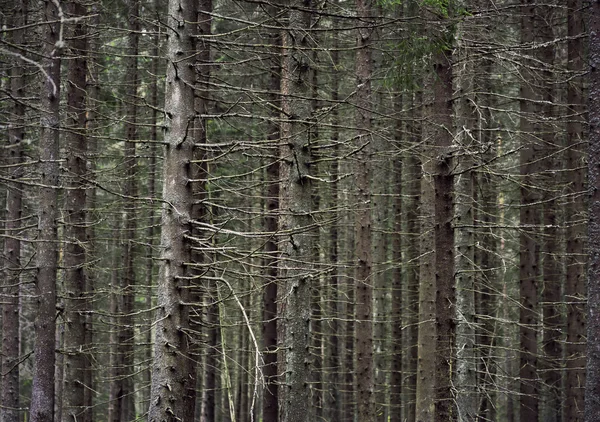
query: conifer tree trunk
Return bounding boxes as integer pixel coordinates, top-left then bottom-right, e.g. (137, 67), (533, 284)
(61, 0), (88, 419)
(565, 1), (586, 420)
(147, 0), (198, 418)
(277, 2), (314, 420)
(1, 2), (27, 421)
(30, 1), (62, 420)
(455, 9), (477, 419)
(262, 9), (281, 421)
(1, 0), (25, 407)
(586, 2), (600, 420)
(355, 0), (375, 420)
(519, 1), (540, 419)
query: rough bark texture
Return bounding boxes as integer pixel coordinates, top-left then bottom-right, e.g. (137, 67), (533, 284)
(147, 0), (197, 419)
(519, 1), (540, 419)
(416, 105), (436, 422)
(587, 2), (600, 421)
(277, 3), (314, 421)
(565, 1), (586, 420)
(390, 94), (403, 422)
(1, 2), (26, 421)
(538, 5), (562, 421)
(431, 24), (455, 422)
(263, 13), (281, 421)
(61, 1), (88, 419)
(30, 1), (61, 421)
(354, 0), (375, 421)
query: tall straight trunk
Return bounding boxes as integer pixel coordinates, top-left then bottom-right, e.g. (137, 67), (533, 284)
(147, 0), (197, 419)
(190, 1), (213, 419)
(565, 1), (586, 420)
(538, 5), (562, 421)
(120, 1), (139, 419)
(404, 90), (421, 422)
(474, 21), (497, 420)
(586, 2), (600, 420)
(61, 1), (88, 420)
(108, 1), (139, 420)
(520, 1), (540, 419)
(1, 2), (27, 421)
(277, 2), (314, 420)
(262, 9), (281, 421)
(389, 94), (403, 422)
(455, 10), (477, 420)
(30, 1), (62, 421)
(354, 0), (375, 420)
(431, 22), (455, 422)
(326, 26), (342, 421)
(141, 0), (161, 409)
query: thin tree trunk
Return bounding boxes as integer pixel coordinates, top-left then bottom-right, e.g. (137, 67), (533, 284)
(355, 1), (375, 420)
(455, 11), (477, 420)
(389, 94), (403, 422)
(61, 1), (88, 419)
(1, 2), (27, 420)
(586, 2), (600, 421)
(565, 1), (586, 420)
(520, 1), (540, 419)
(262, 6), (281, 420)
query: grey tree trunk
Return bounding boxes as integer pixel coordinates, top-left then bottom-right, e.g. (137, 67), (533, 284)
(1, 2), (27, 421)
(61, 1), (89, 419)
(147, 0), (198, 419)
(586, 1), (600, 421)
(277, 2), (314, 421)
(354, 0), (375, 420)
(519, 1), (540, 419)
(565, 1), (586, 420)
(30, 1), (62, 420)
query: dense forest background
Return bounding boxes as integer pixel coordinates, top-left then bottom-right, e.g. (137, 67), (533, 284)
(0, 0), (597, 421)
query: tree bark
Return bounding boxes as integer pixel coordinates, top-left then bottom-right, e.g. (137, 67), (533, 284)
(277, 3), (314, 420)
(147, 0), (197, 418)
(354, 0), (375, 420)
(61, 1), (89, 419)
(1, 2), (27, 421)
(586, 1), (600, 421)
(565, 1), (586, 421)
(520, 1), (540, 419)
(30, 1), (62, 421)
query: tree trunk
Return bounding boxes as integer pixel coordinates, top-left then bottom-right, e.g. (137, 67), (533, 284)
(30, 1), (62, 420)
(262, 8), (281, 421)
(354, 1), (375, 420)
(565, 1), (586, 420)
(455, 9), (477, 420)
(1, 1), (27, 421)
(586, 2), (600, 421)
(277, 3), (314, 420)
(147, 0), (197, 418)
(520, 1), (540, 419)
(61, 1), (89, 419)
